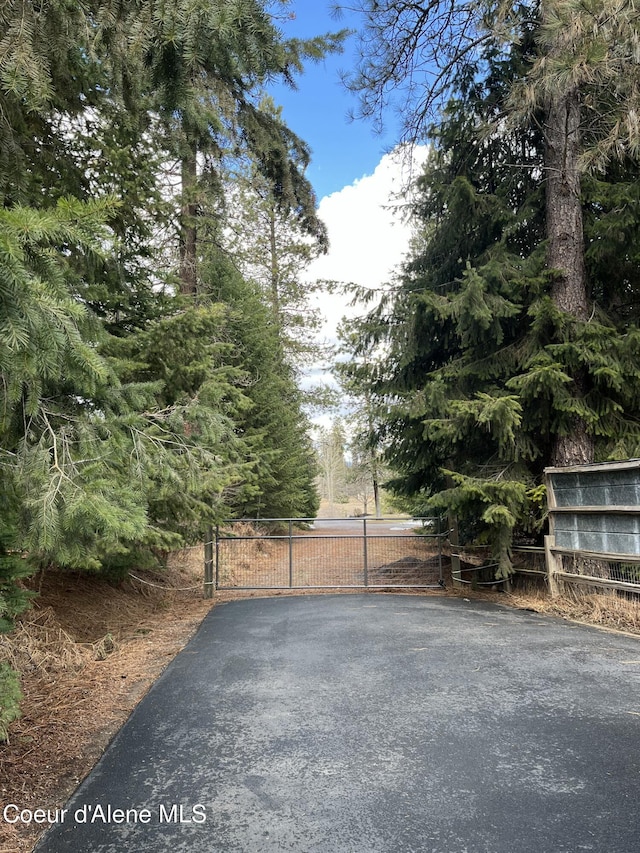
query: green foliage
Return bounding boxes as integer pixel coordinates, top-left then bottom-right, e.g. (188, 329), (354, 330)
(428, 470), (531, 579)
(512, 0), (640, 170)
(107, 302), (254, 542)
(315, 420), (351, 508)
(0, 497), (29, 742)
(222, 129), (328, 368)
(0, 500), (34, 634)
(0, 662), (22, 742)
(0, 198), (112, 427)
(135, 0), (344, 293)
(202, 252), (319, 519)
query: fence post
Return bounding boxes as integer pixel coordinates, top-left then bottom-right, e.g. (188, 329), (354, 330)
(363, 517), (369, 586)
(215, 524), (220, 590)
(288, 519), (294, 588)
(204, 525), (214, 599)
(449, 512), (462, 588)
(545, 534), (561, 598)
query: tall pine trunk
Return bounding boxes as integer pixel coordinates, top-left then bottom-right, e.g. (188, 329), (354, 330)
(179, 139), (198, 296)
(268, 203), (282, 326)
(544, 83), (594, 466)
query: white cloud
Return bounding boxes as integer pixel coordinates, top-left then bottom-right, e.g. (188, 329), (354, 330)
(307, 144), (430, 339)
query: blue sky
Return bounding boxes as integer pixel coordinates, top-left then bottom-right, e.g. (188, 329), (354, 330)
(267, 3), (399, 201)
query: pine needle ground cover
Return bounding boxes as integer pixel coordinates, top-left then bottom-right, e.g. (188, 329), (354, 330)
(0, 548), (211, 853)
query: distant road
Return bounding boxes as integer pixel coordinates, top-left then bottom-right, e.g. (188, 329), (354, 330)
(310, 518), (427, 536)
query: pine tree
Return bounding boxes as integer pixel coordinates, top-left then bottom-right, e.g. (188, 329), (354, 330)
(137, 0), (344, 294)
(222, 103), (328, 368)
(336, 318), (389, 518)
(341, 0), (640, 469)
(343, 31), (640, 575)
(202, 250), (319, 519)
(0, 0), (337, 570)
(315, 421), (350, 511)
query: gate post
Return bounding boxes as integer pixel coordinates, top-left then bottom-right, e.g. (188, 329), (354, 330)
(288, 519), (294, 588)
(215, 524), (219, 590)
(363, 517), (369, 587)
(204, 525), (214, 599)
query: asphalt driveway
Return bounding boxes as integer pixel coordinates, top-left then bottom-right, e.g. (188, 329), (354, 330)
(34, 594), (640, 852)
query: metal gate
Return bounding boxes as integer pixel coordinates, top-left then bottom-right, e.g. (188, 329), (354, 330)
(207, 517), (447, 592)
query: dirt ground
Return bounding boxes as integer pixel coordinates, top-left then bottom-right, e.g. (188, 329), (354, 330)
(2, 538), (640, 853)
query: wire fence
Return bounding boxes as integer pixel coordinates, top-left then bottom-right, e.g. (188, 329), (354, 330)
(555, 551), (640, 594)
(446, 543), (547, 588)
(212, 518), (448, 591)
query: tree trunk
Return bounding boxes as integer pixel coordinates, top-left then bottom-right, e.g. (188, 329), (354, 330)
(179, 141), (198, 296)
(373, 476), (381, 519)
(545, 87), (588, 321)
(268, 204), (282, 326)
(544, 84), (594, 466)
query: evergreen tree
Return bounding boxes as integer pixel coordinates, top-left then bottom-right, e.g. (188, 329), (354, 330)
(342, 0), (640, 468)
(203, 250), (319, 518)
(343, 32), (640, 575)
(336, 318), (389, 518)
(136, 0), (343, 294)
(222, 110), (328, 369)
(315, 421), (350, 510)
(0, 0), (337, 574)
